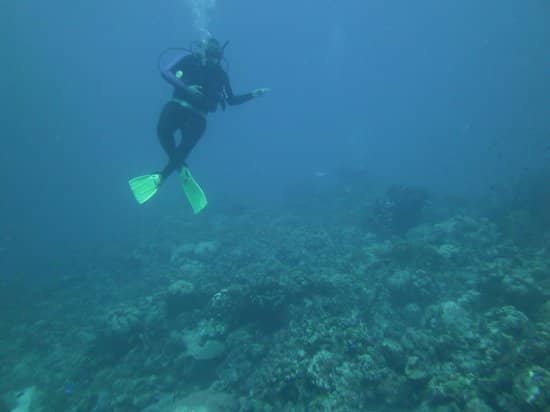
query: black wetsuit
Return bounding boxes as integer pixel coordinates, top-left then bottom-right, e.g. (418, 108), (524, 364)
(158, 53), (254, 179)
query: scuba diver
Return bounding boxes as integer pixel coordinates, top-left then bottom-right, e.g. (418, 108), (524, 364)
(129, 37), (269, 213)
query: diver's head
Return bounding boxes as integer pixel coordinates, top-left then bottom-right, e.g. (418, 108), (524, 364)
(201, 37), (227, 65)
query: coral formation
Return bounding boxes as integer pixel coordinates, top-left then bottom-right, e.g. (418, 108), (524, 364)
(1, 196), (548, 412)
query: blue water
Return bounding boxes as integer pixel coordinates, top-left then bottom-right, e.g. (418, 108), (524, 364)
(2, 1), (549, 411)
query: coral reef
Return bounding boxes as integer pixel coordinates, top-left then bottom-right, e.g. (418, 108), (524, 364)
(1, 199), (548, 412)
(368, 185), (430, 236)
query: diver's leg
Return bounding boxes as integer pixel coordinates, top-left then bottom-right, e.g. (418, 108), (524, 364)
(157, 102), (184, 180)
(172, 114), (207, 171)
(128, 102), (183, 204)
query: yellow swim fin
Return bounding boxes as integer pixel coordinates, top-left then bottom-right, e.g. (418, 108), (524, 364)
(180, 167), (207, 214)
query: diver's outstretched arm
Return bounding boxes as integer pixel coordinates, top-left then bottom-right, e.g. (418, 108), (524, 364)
(224, 73), (270, 105)
(252, 88), (270, 97)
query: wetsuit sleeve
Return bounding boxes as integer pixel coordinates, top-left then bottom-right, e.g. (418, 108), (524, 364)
(224, 72), (254, 105)
(161, 54), (193, 90)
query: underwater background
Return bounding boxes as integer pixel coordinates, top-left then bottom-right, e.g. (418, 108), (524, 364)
(2, 0), (549, 411)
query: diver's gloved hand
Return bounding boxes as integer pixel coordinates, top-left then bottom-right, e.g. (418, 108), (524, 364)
(252, 88), (270, 98)
(186, 85), (204, 97)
